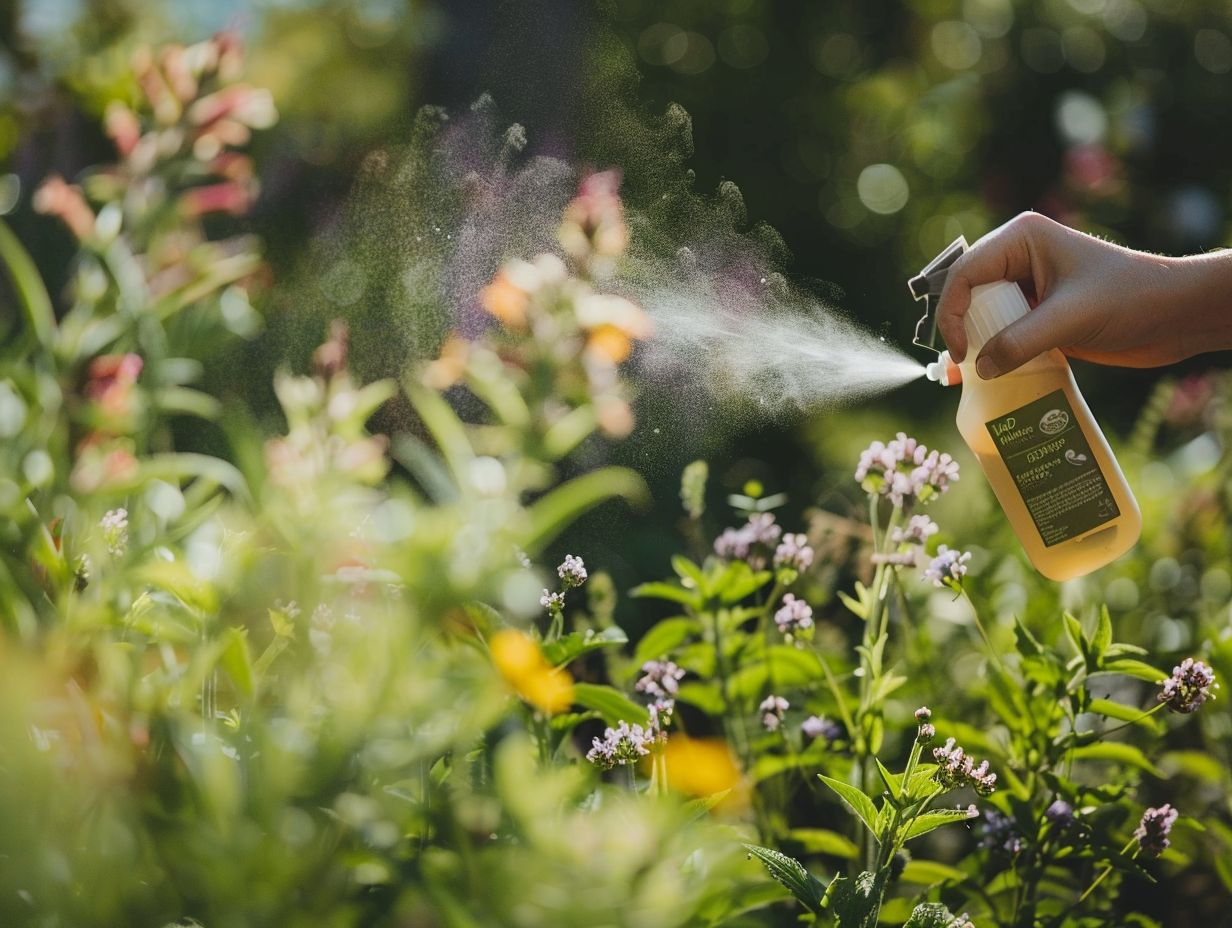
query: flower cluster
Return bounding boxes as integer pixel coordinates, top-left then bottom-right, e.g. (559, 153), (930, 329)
(932, 737), (997, 795)
(924, 545), (972, 590)
(539, 590), (565, 612)
(759, 694), (789, 731)
(557, 554), (588, 589)
(773, 594), (814, 639)
(1158, 658), (1217, 714)
(978, 808), (1024, 855)
(714, 512), (782, 568)
(635, 659), (685, 700)
(892, 514), (939, 547)
(586, 720), (654, 770)
(802, 715), (842, 742)
(855, 433), (960, 507)
(1134, 803), (1178, 857)
(773, 533), (814, 571)
(100, 508), (130, 557)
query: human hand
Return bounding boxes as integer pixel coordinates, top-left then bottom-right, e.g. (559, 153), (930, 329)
(935, 212), (1232, 378)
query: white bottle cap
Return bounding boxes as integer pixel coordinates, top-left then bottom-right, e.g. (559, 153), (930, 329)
(964, 281), (1029, 353)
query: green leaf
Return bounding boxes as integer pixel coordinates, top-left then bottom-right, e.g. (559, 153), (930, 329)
(1092, 605), (1113, 660)
(1087, 698), (1163, 732)
(742, 844), (825, 916)
(675, 681), (725, 714)
(874, 758), (902, 803)
(715, 561), (772, 603)
(571, 683), (646, 726)
(0, 218), (56, 348)
(787, 828), (859, 860)
(404, 381), (474, 480)
(899, 860), (967, 886)
(818, 774), (880, 839)
(827, 870), (883, 928)
(901, 807), (977, 842)
(903, 901), (963, 927)
(155, 386), (222, 420)
(1071, 741), (1164, 777)
(218, 627), (254, 698)
(520, 467), (649, 556)
(134, 453), (251, 503)
(671, 555), (706, 590)
(629, 581), (701, 609)
(1062, 612), (1088, 662)
(1098, 658), (1168, 684)
(1160, 749), (1229, 785)
(632, 616), (699, 666)
(541, 627), (628, 667)
(1012, 614), (1044, 658)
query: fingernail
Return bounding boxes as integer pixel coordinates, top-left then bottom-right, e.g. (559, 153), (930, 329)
(976, 356), (999, 379)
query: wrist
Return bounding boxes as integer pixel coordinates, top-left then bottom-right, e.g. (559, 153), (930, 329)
(1149, 251), (1232, 361)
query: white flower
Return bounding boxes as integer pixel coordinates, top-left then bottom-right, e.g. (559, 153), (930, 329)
(923, 545), (971, 588)
(635, 659), (686, 700)
(100, 507), (129, 556)
(586, 720), (654, 769)
(759, 694), (789, 731)
(773, 594), (814, 637)
(557, 554), (588, 588)
(774, 533), (814, 570)
(891, 514), (939, 546)
(540, 589), (565, 611)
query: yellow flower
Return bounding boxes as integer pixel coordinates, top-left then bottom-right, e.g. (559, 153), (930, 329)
(661, 737), (746, 809)
(490, 629), (574, 715)
(585, 324), (634, 365)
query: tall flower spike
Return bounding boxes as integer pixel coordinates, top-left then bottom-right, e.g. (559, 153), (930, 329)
(1134, 803), (1178, 857)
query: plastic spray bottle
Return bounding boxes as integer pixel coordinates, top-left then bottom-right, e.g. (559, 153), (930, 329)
(909, 236), (1141, 581)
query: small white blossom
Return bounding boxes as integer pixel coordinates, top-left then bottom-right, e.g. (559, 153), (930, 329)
(774, 594), (814, 638)
(759, 694), (789, 731)
(586, 720), (654, 770)
(100, 508), (129, 556)
(540, 589), (565, 611)
(774, 533), (814, 571)
(891, 514), (939, 547)
(924, 545), (971, 588)
(557, 554), (588, 589)
(635, 659), (685, 700)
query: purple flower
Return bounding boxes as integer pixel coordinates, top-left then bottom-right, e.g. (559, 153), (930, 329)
(932, 737), (997, 795)
(586, 720), (654, 770)
(774, 533), (814, 570)
(1134, 803), (1178, 856)
(759, 694), (789, 731)
(891, 514), (939, 547)
(978, 808), (1024, 856)
(924, 545), (972, 589)
(916, 723), (936, 744)
(774, 594), (814, 638)
(635, 659), (685, 700)
(914, 706), (932, 722)
(855, 433), (959, 507)
(713, 512), (782, 566)
(801, 715), (842, 741)
(1158, 658), (1217, 714)
(1045, 799), (1074, 829)
(557, 554), (588, 589)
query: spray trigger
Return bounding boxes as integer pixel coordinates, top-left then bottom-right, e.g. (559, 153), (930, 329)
(909, 235), (969, 354)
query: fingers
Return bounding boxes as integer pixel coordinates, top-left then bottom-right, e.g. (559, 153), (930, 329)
(936, 212), (1049, 361)
(974, 291), (1092, 378)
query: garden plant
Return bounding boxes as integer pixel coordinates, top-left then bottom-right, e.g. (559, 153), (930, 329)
(2, 12), (1232, 928)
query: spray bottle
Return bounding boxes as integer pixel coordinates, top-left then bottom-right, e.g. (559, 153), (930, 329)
(909, 236), (1141, 581)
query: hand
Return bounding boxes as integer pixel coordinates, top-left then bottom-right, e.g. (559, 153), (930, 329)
(935, 212), (1232, 378)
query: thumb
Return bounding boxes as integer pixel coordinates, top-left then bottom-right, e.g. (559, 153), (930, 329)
(974, 293), (1089, 378)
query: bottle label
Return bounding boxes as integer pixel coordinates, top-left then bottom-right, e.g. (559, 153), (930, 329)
(985, 389), (1119, 547)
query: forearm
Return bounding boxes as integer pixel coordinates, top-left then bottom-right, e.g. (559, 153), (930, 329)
(1158, 250), (1232, 360)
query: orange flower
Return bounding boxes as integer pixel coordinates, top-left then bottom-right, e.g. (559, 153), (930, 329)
(480, 271), (529, 329)
(586, 325), (633, 365)
(490, 628), (574, 715)
(422, 334), (470, 389)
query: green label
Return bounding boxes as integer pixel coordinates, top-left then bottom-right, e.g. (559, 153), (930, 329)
(985, 390), (1119, 547)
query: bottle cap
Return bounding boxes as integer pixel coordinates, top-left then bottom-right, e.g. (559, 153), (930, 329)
(965, 281), (1030, 353)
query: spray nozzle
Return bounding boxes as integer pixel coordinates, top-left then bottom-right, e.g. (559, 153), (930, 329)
(924, 350), (961, 387)
(909, 235), (968, 354)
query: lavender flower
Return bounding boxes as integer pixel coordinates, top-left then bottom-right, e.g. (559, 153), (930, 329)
(1134, 803), (1178, 857)
(855, 433), (959, 506)
(557, 554), (588, 589)
(586, 720), (654, 769)
(1158, 658), (1217, 714)
(801, 715), (842, 741)
(773, 594), (814, 638)
(977, 808), (1024, 855)
(1045, 799), (1074, 829)
(635, 659), (685, 700)
(892, 514), (939, 546)
(713, 512), (782, 566)
(932, 737), (997, 795)
(759, 694), (789, 731)
(647, 698), (675, 735)
(924, 545), (972, 589)
(916, 723), (936, 745)
(100, 507), (129, 556)
(774, 533), (814, 571)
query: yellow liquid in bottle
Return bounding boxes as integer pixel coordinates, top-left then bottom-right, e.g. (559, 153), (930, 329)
(955, 349), (1141, 581)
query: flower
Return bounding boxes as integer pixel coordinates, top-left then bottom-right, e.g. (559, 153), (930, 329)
(713, 512), (782, 565)
(801, 715), (842, 741)
(490, 628), (574, 715)
(557, 554), (588, 589)
(924, 545), (972, 589)
(100, 508), (130, 556)
(773, 594), (814, 638)
(774, 533), (814, 571)
(759, 694), (789, 731)
(586, 720), (654, 770)
(977, 809), (1024, 855)
(1045, 799), (1074, 829)
(635, 659), (686, 700)
(892, 515), (939, 546)
(855, 433), (959, 506)
(559, 170), (628, 267)
(1158, 658), (1217, 714)
(540, 589), (565, 612)
(932, 737), (997, 795)
(661, 736), (743, 803)
(1134, 803), (1178, 857)
(916, 723), (936, 745)
(680, 460), (708, 520)
(648, 698), (675, 735)
(914, 706), (932, 722)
